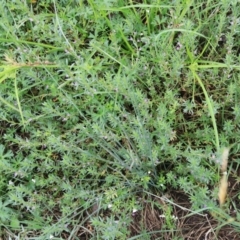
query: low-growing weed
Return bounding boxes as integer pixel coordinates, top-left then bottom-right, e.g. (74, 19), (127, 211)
(0, 0), (240, 239)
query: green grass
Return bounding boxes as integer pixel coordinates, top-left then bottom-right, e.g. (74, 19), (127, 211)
(0, 0), (240, 239)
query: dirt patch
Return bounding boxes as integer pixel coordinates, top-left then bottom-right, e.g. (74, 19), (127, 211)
(129, 190), (240, 240)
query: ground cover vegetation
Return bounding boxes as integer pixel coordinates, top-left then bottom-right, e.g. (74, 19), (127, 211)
(0, 0), (240, 239)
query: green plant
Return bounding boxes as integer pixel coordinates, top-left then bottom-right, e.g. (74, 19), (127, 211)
(0, 0), (240, 239)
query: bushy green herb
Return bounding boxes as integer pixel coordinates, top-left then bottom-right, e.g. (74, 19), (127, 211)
(0, 0), (240, 238)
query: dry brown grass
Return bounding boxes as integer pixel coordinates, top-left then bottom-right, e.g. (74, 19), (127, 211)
(129, 189), (240, 240)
